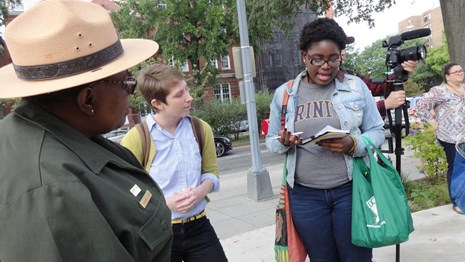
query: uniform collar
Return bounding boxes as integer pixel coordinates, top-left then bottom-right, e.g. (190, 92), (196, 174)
(14, 100), (141, 173)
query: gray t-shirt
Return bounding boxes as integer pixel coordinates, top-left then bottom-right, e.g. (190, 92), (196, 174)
(294, 81), (349, 189)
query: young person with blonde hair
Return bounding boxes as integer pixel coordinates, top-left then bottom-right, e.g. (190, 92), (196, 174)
(122, 64), (227, 262)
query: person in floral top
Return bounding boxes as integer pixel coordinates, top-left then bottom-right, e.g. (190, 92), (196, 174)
(416, 62), (465, 214)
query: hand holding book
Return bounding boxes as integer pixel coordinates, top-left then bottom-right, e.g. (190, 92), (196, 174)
(301, 125), (349, 145)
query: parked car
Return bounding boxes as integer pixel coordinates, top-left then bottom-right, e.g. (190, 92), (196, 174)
(215, 136), (232, 157)
(219, 120), (249, 134)
(103, 129), (128, 144)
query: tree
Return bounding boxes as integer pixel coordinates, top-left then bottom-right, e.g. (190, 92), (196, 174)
(439, 0), (465, 70)
(352, 38), (387, 79)
(0, 0), (21, 27)
(155, 0), (235, 94)
(238, 0), (396, 34)
(112, 0), (465, 111)
(110, 0), (399, 104)
(410, 34), (449, 91)
(342, 44), (358, 73)
(111, 0), (159, 40)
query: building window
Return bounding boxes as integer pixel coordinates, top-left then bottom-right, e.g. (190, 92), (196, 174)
(221, 54), (230, 70)
(213, 83), (231, 102)
(166, 56), (189, 72)
(210, 59), (218, 69)
(263, 51), (272, 68)
(166, 56), (174, 67)
(274, 52), (282, 66)
(423, 13), (431, 23)
(293, 50), (301, 66)
(11, 3), (24, 11)
(180, 60), (189, 72)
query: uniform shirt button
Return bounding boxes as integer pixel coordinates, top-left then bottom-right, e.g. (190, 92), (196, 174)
(344, 121), (348, 126)
(162, 221), (168, 231)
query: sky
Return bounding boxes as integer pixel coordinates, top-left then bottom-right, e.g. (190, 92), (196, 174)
(335, 0), (440, 51)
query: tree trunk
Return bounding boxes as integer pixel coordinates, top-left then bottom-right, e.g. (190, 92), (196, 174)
(440, 0), (465, 74)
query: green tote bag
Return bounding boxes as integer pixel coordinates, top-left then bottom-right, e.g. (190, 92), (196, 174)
(351, 136), (414, 248)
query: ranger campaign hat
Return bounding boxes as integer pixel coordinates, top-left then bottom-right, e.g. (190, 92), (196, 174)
(0, 0), (159, 98)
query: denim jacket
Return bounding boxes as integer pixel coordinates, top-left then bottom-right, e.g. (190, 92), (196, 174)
(265, 71), (385, 188)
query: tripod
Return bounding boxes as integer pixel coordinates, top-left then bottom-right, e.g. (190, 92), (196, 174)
(385, 65), (410, 262)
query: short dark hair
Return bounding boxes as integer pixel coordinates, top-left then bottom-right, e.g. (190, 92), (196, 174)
(299, 18), (347, 52)
(25, 84), (87, 111)
(443, 62), (460, 83)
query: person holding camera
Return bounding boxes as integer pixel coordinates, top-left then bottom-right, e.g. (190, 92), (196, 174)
(266, 18), (385, 261)
(416, 62), (465, 214)
(339, 41), (418, 118)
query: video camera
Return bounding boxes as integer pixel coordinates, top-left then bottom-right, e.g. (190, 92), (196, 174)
(383, 28), (431, 72)
(382, 28), (430, 148)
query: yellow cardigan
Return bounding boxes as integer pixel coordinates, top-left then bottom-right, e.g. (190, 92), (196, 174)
(120, 117), (219, 179)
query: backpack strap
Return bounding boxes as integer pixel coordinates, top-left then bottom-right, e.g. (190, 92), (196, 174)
(136, 117), (204, 168)
(280, 80), (293, 129)
(190, 116), (204, 157)
(135, 121), (151, 169)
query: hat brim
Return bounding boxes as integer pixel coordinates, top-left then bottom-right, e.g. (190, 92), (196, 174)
(0, 39), (159, 99)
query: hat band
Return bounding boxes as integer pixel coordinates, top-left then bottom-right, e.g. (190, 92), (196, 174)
(13, 40), (124, 80)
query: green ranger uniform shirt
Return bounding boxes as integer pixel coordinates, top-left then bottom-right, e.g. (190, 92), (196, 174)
(0, 101), (173, 262)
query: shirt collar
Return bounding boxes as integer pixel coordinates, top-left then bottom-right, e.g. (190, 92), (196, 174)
(146, 113), (191, 133)
(14, 100), (140, 173)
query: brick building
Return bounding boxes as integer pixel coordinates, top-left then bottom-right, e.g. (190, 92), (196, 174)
(254, 7), (316, 92)
(398, 6), (444, 48)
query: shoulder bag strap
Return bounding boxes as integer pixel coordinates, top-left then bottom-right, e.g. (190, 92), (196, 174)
(190, 116), (204, 157)
(280, 80), (293, 130)
(135, 121), (151, 169)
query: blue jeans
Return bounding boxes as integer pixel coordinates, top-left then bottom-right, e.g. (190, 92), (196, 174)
(171, 217), (227, 262)
(289, 182), (372, 262)
(438, 139), (457, 205)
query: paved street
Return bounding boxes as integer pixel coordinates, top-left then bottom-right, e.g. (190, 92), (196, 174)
(217, 142), (283, 176)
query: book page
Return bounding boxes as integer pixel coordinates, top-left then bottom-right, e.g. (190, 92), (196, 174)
(302, 125), (349, 145)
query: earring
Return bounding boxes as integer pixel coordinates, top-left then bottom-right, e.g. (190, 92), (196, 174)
(91, 109), (94, 113)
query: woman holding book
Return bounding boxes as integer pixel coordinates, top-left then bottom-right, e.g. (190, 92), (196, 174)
(265, 18), (385, 261)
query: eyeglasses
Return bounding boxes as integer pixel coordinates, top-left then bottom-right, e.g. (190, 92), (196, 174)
(306, 55), (341, 67)
(448, 69), (464, 75)
(88, 76), (137, 94)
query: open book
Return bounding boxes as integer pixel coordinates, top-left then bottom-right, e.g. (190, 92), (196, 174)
(302, 125), (350, 145)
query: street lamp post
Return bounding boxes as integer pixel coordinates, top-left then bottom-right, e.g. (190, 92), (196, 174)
(236, 0), (273, 201)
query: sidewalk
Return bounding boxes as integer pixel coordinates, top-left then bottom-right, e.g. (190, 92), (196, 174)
(219, 204), (465, 262)
(206, 146), (465, 261)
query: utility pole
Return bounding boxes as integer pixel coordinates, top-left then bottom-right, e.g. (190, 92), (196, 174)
(236, 0), (273, 201)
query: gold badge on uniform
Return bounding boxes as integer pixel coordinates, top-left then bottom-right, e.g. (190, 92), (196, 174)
(139, 190), (152, 209)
